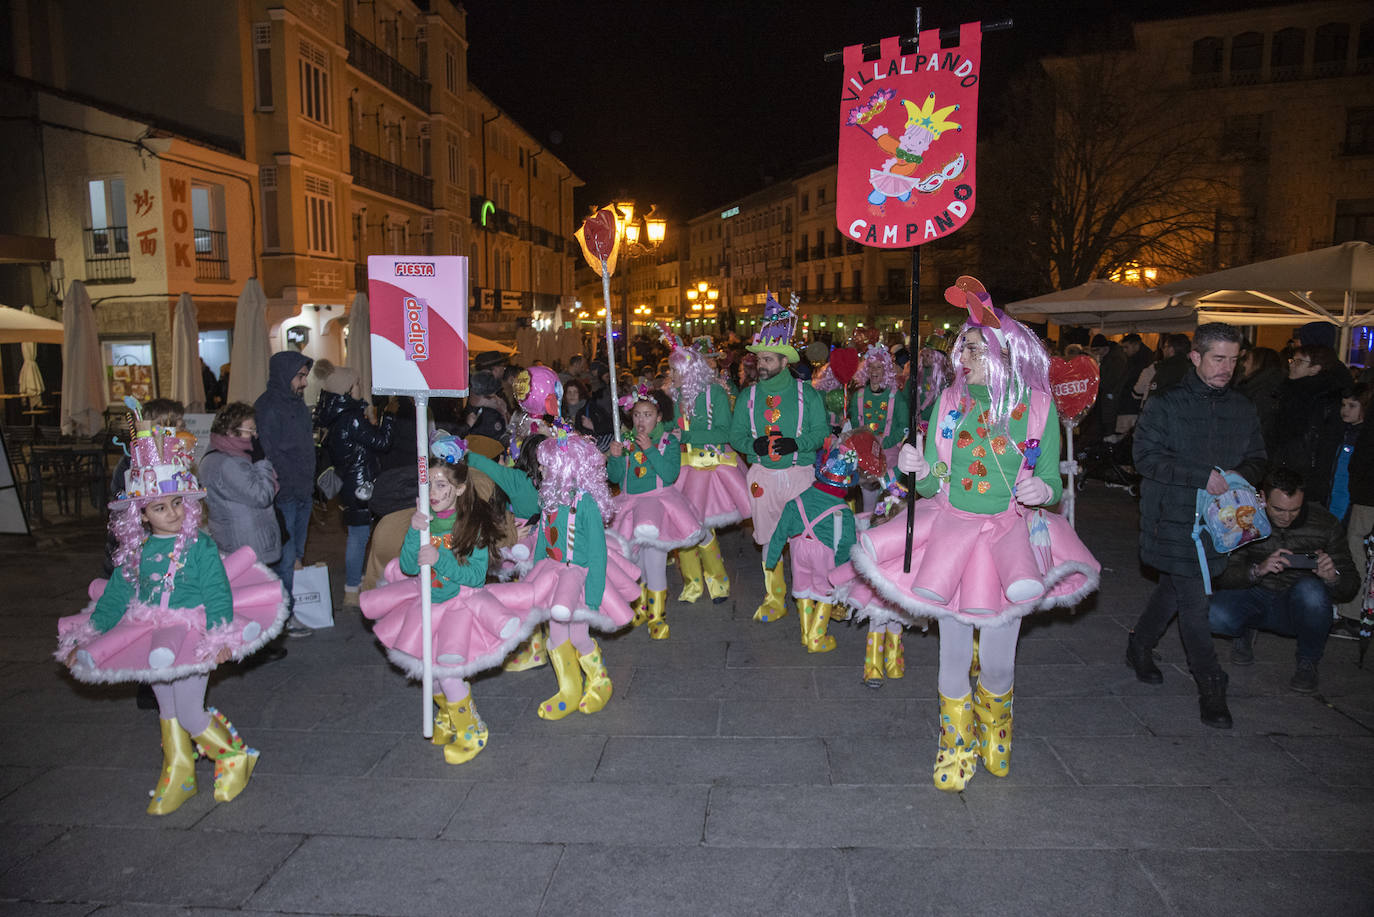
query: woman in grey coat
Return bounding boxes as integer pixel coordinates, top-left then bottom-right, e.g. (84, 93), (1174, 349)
(200, 402), (282, 569)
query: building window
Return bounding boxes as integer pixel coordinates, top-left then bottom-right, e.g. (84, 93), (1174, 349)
(85, 177), (131, 281)
(1347, 107), (1374, 155)
(448, 134), (460, 184)
(304, 174), (336, 255)
(1314, 23), (1349, 75)
(1334, 199), (1374, 243)
(1231, 32), (1263, 81)
(1360, 20), (1374, 70)
(298, 40), (332, 127)
(252, 23), (273, 110)
(352, 211), (365, 261)
(386, 219), (407, 255)
(192, 182), (228, 280)
(1271, 27), (1305, 80)
(260, 167), (280, 250)
(852, 269), (862, 294)
(1220, 113), (1269, 157)
(445, 42), (459, 94)
(101, 337), (157, 405)
(817, 187), (826, 205)
(1191, 36), (1223, 76)
(800, 192), (810, 213)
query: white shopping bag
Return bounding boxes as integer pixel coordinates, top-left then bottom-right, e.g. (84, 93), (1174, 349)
(290, 563), (334, 629)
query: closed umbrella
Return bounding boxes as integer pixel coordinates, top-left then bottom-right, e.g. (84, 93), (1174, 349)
(18, 306), (46, 409)
(170, 292), (204, 412)
(345, 291), (372, 402)
(60, 280), (107, 436)
(227, 278), (271, 403)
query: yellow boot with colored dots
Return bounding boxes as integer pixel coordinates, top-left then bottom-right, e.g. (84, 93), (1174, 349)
(884, 631), (905, 679)
(863, 631), (885, 687)
(147, 717), (197, 816)
(932, 693), (977, 792)
(973, 682), (1013, 777)
(442, 697), (489, 765)
(538, 641), (584, 721)
(753, 561), (789, 622)
(677, 547), (705, 603)
(577, 642), (613, 714)
(699, 535), (731, 604)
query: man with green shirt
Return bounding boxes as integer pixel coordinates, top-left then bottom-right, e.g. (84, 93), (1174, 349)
(729, 293), (829, 623)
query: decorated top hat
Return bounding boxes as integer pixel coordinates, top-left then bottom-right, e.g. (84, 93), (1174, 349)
(746, 290), (800, 363)
(113, 412), (204, 508)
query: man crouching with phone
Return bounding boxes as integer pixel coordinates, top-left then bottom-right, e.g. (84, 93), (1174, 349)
(1208, 467), (1358, 693)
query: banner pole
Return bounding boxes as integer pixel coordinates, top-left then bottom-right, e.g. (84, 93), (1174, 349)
(1065, 420), (1077, 530)
(601, 261), (621, 441)
(903, 244), (921, 573)
(415, 394), (433, 739)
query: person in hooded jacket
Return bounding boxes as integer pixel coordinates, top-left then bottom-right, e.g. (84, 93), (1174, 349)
(254, 350), (315, 634)
(316, 366), (395, 606)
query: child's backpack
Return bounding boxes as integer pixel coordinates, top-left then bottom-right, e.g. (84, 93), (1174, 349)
(1192, 468), (1271, 594)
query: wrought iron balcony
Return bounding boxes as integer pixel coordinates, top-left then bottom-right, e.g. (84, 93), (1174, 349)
(84, 227), (131, 282)
(351, 145), (433, 208)
(346, 27), (431, 111)
(193, 229), (228, 280)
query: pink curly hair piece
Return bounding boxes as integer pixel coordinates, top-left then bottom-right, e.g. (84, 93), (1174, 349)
(949, 314), (1051, 428)
(536, 434), (614, 519)
(668, 346), (715, 411)
(916, 347), (954, 413)
(110, 498), (204, 586)
(813, 361), (843, 392)
(852, 346), (897, 391)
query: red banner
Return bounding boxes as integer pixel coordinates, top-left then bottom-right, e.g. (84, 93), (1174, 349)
(836, 22), (981, 249)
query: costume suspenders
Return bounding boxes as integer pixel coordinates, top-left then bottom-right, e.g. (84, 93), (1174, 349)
(748, 381), (806, 440)
(566, 506), (577, 558)
(798, 498), (845, 551)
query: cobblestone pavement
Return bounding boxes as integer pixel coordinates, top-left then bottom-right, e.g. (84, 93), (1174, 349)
(1, 486), (1371, 916)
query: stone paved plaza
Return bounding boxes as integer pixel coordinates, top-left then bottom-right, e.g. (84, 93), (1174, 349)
(1, 486), (1372, 915)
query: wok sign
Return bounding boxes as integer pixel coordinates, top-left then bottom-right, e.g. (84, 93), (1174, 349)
(836, 22), (982, 249)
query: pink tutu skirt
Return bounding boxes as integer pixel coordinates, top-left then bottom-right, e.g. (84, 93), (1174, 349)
(671, 452), (753, 531)
(521, 548), (643, 631)
(55, 546), (289, 684)
(361, 559), (549, 680)
(852, 497), (1100, 627)
(829, 561), (913, 629)
(496, 526), (538, 581)
(609, 487), (707, 556)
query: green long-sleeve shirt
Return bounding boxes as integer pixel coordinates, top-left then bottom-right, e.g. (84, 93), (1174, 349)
(607, 425), (681, 493)
(532, 491), (608, 609)
(850, 386), (911, 449)
(765, 486), (857, 569)
(678, 386), (734, 446)
(468, 452), (541, 520)
(730, 371), (830, 469)
(92, 533), (233, 632)
(398, 512), (490, 601)
(915, 385), (1062, 513)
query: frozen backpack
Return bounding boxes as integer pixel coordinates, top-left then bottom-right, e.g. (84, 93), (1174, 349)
(1192, 468), (1270, 594)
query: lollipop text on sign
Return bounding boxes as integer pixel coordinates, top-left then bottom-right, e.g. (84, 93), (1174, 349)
(404, 297), (429, 362)
(1048, 356), (1101, 425)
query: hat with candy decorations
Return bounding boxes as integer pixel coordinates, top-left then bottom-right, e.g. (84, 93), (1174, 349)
(111, 398), (204, 508)
(813, 434), (860, 490)
(746, 290), (800, 363)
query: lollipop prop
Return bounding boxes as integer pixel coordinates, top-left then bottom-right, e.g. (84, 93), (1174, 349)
(575, 207), (624, 441)
(1048, 355), (1100, 529)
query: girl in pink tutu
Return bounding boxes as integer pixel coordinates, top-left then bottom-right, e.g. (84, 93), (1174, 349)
(360, 439), (545, 764)
(56, 413), (286, 815)
(524, 429), (643, 718)
(664, 331), (750, 606)
(853, 276), (1100, 791)
(608, 386), (707, 639)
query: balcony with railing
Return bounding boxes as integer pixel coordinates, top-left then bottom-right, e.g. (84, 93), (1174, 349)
(810, 245), (824, 260)
(795, 248), (809, 263)
(351, 145), (433, 208)
(827, 242), (842, 257)
(345, 27), (430, 111)
(193, 229), (228, 280)
(84, 227), (132, 282)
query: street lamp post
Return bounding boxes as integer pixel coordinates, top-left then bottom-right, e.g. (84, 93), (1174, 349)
(684, 280), (719, 336)
(614, 200), (665, 369)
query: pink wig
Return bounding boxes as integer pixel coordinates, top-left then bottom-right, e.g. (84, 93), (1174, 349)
(853, 346), (897, 391)
(916, 347), (954, 414)
(536, 434), (614, 519)
(813, 361), (843, 392)
(949, 314), (1050, 428)
(669, 346), (716, 412)
(110, 497), (205, 586)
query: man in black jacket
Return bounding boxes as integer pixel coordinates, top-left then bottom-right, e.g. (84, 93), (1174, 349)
(1207, 468), (1356, 694)
(255, 350), (315, 636)
(1129, 323), (1267, 728)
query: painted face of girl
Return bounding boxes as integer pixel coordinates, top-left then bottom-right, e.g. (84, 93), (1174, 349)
(631, 401), (659, 436)
(142, 496), (186, 536)
(429, 469), (464, 514)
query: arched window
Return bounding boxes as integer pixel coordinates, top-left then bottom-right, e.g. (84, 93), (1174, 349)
(1271, 27), (1305, 80)
(1315, 23), (1350, 74)
(1231, 31), (1263, 81)
(1190, 36), (1220, 76)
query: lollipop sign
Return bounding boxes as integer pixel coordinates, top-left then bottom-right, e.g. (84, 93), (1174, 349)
(575, 206), (628, 439)
(1049, 356), (1100, 425)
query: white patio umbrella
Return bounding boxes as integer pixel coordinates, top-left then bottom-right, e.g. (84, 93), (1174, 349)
(1004, 279), (1179, 329)
(468, 332), (515, 355)
(345, 291), (372, 401)
(227, 278), (271, 404)
(17, 306), (47, 409)
(60, 280), (107, 436)
(170, 292), (204, 412)
(0, 304), (64, 344)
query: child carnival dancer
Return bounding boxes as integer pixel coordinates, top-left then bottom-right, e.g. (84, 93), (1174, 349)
(56, 405), (288, 814)
(853, 276), (1100, 791)
(608, 385), (707, 639)
(524, 425), (643, 718)
(730, 291), (831, 623)
(663, 325), (750, 606)
(849, 330), (910, 512)
(360, 437), (547, 764)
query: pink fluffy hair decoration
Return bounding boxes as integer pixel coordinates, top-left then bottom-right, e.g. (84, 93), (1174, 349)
(110, 497), (204, 588)
(852, 344), (897, 391)
(536, 433), (613, 518)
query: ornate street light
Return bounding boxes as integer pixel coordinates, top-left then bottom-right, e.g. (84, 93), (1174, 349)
(613, 200), (666, 367)
(685, 280), (719, 335)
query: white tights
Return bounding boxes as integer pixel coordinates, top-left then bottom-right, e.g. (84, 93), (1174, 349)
(438, 677), (470, 702)
(549, 620), (595, 655)
(638, 546), (668, 592)
(151, 675), (210, 735)
(937, 618), (1020, 697)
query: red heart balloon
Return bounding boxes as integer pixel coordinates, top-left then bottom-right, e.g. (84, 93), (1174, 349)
(828, 347), (860, 385)
(1049, 356), (1101, 425)
(580, 208), (618, 261)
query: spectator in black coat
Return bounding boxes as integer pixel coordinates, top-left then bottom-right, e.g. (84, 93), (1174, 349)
(1273, 345), (1347, 487)
(1090, 334), (1129, 435)
(1233, 346), (1284, 455)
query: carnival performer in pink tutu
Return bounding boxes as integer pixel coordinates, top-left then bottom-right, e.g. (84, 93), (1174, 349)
(361, 438), (548, 764)
(608, 386), (707, 639)
(664, 328), (750, 606)
(849, 330), (911, 512)
(56, 409), (286, 815)
(853, 276), (1100, 791)
(524, 428), (643, 719)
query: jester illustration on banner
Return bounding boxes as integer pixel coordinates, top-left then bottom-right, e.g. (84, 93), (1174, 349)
(836, 22), (981, 249)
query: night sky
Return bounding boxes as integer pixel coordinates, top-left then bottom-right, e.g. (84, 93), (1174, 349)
(463, 0), (1253, 222)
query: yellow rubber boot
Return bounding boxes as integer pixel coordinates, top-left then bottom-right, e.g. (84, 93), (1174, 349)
(863, 631), (885, 687)
(808, 602), (837, 653)
(885, 631), (905, 679)
(753, 561), (789, 622)
(973, 681), (1014, 777)
(147, 717), (198, 816)
(677, 547), (705, 603)
(502, 626), (548, 672)
(829, 601), (848, 622)
(538, 640), (584, 720)
(631, 585), (650, 627)
(577, 642), (613, 714)
(699, 535), (731, 604)
(646, 589), (670, 640)
(192, 708), (259, 803)
(442, 696), (489, 765)
(431, 694), (454, 746)
(795, 598), (814, 647)
(933, 693), (977, 792)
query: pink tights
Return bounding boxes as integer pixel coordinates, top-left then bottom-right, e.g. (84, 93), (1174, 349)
(151, 675), (210, 735)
